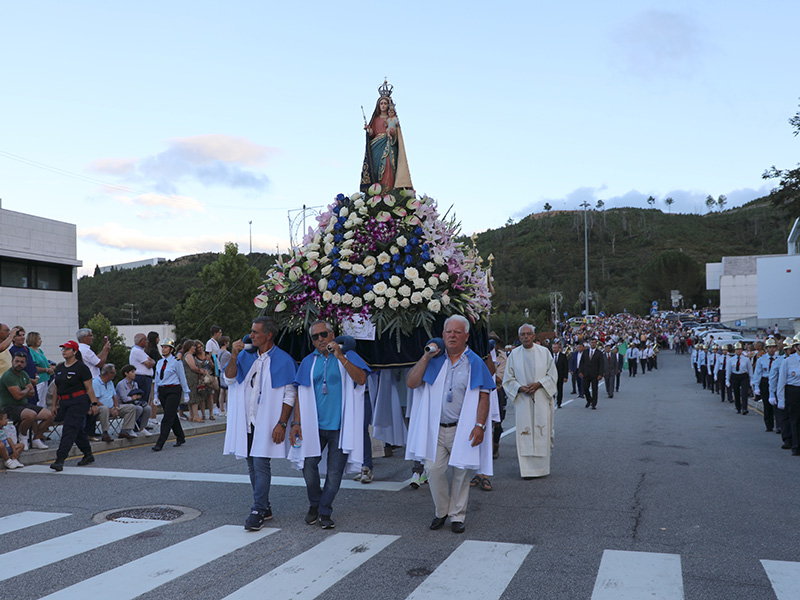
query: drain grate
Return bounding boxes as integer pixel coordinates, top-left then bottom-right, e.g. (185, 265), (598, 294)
(106, 507), (185, 522)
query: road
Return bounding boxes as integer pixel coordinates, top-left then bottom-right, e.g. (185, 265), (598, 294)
(3, 351), (799, 600)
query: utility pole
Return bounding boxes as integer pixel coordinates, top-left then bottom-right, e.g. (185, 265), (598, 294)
(122, 303), (136, 325)
(581, 200), (590, 317)
(249, 221), (253, 254)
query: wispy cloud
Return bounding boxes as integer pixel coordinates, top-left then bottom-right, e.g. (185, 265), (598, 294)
(612, 10), (704, 79)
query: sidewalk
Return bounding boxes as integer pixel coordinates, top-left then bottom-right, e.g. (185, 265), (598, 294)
(17, 415), (228, 466)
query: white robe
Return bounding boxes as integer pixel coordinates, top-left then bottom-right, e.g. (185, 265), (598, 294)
(503, 344), (558, 477)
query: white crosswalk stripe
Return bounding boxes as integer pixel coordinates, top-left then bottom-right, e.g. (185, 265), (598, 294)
(761, 559), (800, 600)
(406, 540), (532, 600)
(222, 532), (398, 600)
(0, 519), (167, 583)
(38, 525), (278, 600)
(0, 511), (69, 535)
(591, 549), (684, 600)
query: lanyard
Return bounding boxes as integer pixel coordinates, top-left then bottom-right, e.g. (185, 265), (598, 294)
(446, 353), (466, 403)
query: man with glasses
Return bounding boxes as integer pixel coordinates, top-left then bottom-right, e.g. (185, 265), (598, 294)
(291, 320), (370, 530)
(223, 317), (298, 531)
(87, 364), (137, 442)
(77, 328), (110, 379)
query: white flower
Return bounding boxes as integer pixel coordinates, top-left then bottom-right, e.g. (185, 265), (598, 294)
(324, 233), (334, 244)
(400, 298), (410, 308)
(325, 222), (335, 234)
(433, 254), (446, 266)
(421, 287), (434, 299)
(363, 255), (377, 269)
(390, 246), (399, 255)
(340, 207), (349, 217)
(306, 251), (320, 260)
(413, 278), (425, 289)
(388, 297), (400, 310)
(322, 290), (333, 302)
(410, 291), (423, 304)
(318, 278), (328, 292)
(377, 252), (391, 265)
(374, 297), (386, 309)
(439, 272), (449, 282)
(359, 206), (369, 216)
(344, 230), (355, 239)
(389, 275), (401, 287)
(339, 261), (352, 270)
(397, 236), (408, 247)
(363, 265), (376, 276)
(385, 287), (397, 298)
(398, 285), (411, 297)
(404, 267), (419, 280)
(382, 195), (395, 207)
(428, 275), (439, 287)
(321, 264), (334, 276)
(441, 294), (450, 305)
(324, 242), (334, 255)
(342, 293), (354, 305)
(351, 263), (366, 275)
(363, 291), (376, 302)
(353, 196), (365, 206)
(427, 299), (442, 313)
(352, 297), (363, 308)
(331, 293), (342, 305)
(353, 217), (363, 226)
(423, 262), (436, 272)
(339, 248), (353, 258)
(341, 238), (355, 248)
(274, 301), (287, 312)
(373, 282), (388, 295)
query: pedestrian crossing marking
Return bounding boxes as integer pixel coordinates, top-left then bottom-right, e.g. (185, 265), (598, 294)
(222, 532), (399, 600)
(12, 465), (410, 491)
(591, 549), (683, 600)
(38, 525), (278, 600)
(761, 559), (800, 600)
(0, 518), (167, 583)
(0, 511), (69, 535)
(405, 540), (532, 600)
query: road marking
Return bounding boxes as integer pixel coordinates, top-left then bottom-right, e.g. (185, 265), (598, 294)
(761, 559), (800, 599)
(12, 465), (409, 491)
(500, 427), (516, 439)
(222, 532), (398, 600)
(39, 525), (278, 600)
(592, 549), (684, 600)
(0, 519), (167, 583)
(0, 511), (70, 535)
(406, 540), (532, 600)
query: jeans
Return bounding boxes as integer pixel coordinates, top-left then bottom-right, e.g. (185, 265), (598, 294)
(135, 375), (153, 403)
(246, 426), (272, 513)
(362, 395), (373, 469)
(303, 429), (348, 517)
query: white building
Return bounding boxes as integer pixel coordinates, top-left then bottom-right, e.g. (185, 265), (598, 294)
(0, 202), (81, 360)
(706, 218), (800, 332)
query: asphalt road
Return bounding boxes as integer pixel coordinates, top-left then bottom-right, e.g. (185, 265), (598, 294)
(3, 351), (799, 600)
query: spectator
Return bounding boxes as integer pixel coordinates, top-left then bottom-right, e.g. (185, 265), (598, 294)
(0, 407), (25, 469)
(0, 351), (53, 450)
(217, 335), (231, 415)
(205, 326), (223, 416)
(116, 364), (152, 436)
(27, 331), (55, 408)
(0, 323), (13, 376)
(77, 328), (110, 379)
(88, 364), (138, 441)
(144, 331), (161, 428)
(129, 333), (156, 410)
(8, 326), (40, 405)
(183, 340), (211, 423)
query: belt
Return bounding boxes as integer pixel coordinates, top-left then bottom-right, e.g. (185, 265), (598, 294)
(160, 384), (181, 388)
(57, 391), (87, 400)
(439, 422), (458, 428)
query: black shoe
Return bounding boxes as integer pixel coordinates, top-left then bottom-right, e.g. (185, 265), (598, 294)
(591, 406), (596, 410)
(174, 439), (185, 447)
(585, 401), (590, 408)
(319, 515), (335, 529)
(766, 429), (774, 433)
(77, 454), (95, 466)
(781, 443), (792, 449)
(776, 429), (782, 434)
(151, 444), (163, 452)
(50, 461), (64, 472)
(244, 509), (272, 531)
(305, 506), (319, 525)
(430, 516), (446, 530)
(793, 451), (800, 457)
(451, 521), (465, 534)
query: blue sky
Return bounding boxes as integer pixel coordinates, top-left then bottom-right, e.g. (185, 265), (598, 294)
(1, 1), (798, 275)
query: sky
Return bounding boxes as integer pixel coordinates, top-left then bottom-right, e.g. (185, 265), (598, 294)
(1, 1), (798, 277)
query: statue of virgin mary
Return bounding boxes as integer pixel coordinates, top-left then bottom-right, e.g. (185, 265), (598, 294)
(360, 80), (413, 192)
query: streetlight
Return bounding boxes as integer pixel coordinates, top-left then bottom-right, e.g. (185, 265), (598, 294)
(249, 221), (253, 254)
(581, 200), (590, 318)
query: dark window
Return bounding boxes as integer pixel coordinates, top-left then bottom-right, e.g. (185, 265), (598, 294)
(0, 257), (73, 292)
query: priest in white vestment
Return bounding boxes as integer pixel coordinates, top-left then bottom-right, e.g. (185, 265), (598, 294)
(503, 324), (558, 478)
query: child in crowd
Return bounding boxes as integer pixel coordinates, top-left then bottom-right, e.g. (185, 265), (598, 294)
(0, 408), (25, 469)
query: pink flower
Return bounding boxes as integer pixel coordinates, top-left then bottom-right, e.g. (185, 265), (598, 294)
(375, 211), (392, 223)
(368, 183), (382, 196)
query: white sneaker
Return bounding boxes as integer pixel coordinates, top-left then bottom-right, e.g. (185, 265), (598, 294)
(139, 428), (151, 436)
(4, 459), (17, 469)
(31, 438), (48, 450)
(128, 431), (138, 437)
(213, 407), (221, 415)
(410, 472), (421, 488)
(10, 458), (24, 468)
(21, 436), (29, 451)
(148, 419), (159, 427)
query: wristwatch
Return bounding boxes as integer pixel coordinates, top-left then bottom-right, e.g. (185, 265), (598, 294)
(475, 422), (486, 431)
(278, 421), (287, 429)
(291, 421), (301, 427)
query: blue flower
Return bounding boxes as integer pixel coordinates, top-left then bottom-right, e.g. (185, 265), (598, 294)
(395, 265), (404, 275)
(337, 216), (347, 225)
(421, 252), (430, 260)
(409, 237), (419, 246)
(336, 193), (346, 201)
(343, 274), (354, 284)
(415, 227), (424, 236)
(356, 275), (365, 285)
(383, 272), (391, 280)
(421, 243), (429, 251)
(382, 262), (391, 270)
(350, 286), (361, 295)
(404, 255), (414, 265)
(392, 253), (401, 262)
(373, 273), (383, 281)
(333, 206), (341, 214)
(330, 270), (340, 280)
(337, 285), (347, 295)
(365, 283), (373, 291)
(327, 280), (337, 290)
(334, 234), (344, 243)
(334, 223), (342, 231)
(331, 248), (340, 256)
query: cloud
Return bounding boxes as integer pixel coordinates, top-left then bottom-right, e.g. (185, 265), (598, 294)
(88, 134), (276, 195)
(79, 222), (289, 254)
(119, 192), (205, 215)
(612, 10), (703, 79)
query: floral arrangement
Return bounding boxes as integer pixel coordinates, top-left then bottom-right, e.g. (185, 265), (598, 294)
(254, 184), (491, 345)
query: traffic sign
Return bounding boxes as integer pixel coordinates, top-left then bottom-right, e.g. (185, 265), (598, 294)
(652, 301), (659, 307)
(599, 311), (606, 317)
(563, 311), (568, 317)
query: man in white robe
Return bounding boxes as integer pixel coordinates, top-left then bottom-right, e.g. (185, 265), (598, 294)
(223, 316), (297, 531)
(503, 323), (558, 478)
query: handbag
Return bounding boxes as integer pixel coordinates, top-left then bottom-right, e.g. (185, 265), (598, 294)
(202, 372), (219, 391)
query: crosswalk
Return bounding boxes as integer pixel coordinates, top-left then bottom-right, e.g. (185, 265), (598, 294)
(2, 510), (798, 599)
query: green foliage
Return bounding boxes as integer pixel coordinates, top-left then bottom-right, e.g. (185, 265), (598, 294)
(173, 243), (263, 341)
(639, 250), (703, 306)
(84, 313), (128, 383)
(764, 100), (800, 212)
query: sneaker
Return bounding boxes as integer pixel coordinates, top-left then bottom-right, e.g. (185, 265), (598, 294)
(319, 515), (335, 529)
(360, 467), (373, 484)
(31, 438), (48, 450)
(139, 428), (152, 436)
(88, 435), (102, 442)
(418, 472), (428, 486)
(10, 458), (24, 468)
(304, 506), (319, 525)
(4, 459), (19, 469)
(353, 471), (363, 482)
(244, 509), (272, 531)
(20, 436), (29, 451)
(148, 419), (159, 427)
(410, 472), (421, 489)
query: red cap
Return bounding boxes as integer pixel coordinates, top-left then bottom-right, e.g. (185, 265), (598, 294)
(60, 340), (79, 351)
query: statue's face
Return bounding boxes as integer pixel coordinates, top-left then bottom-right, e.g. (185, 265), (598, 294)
(379, 98), (389, 112)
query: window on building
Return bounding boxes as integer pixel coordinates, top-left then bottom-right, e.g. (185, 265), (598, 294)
(0, 257), (73, 292)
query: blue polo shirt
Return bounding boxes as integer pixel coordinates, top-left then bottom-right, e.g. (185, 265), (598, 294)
(312, 350), (343, 430)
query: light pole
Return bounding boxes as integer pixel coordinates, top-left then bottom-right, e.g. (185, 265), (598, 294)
(581, 200), (590, 318)
(248, 221), (252, 254)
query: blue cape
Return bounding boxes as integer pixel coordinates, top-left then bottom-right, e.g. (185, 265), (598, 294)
(235, 345), (297, 388)
(295, 350), (371, 387)
(422, 347), (496, 391)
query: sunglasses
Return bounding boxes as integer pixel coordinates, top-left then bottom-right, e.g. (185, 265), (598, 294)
(311, 331), (330, 341)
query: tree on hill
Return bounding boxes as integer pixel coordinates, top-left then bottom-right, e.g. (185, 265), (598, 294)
(173, 242), (263, 342)
(705, 195), (716, 212)
(647, 196), (656, 207)
(596, 199), (605, 210)
(717, 194), (727, 211)
(638, 250), (703, 306)
(763, 100), (800, 213)
(544, 203), (552, 212)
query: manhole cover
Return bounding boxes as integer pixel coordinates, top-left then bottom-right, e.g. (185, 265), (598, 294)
(93, 505), (200, 525)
